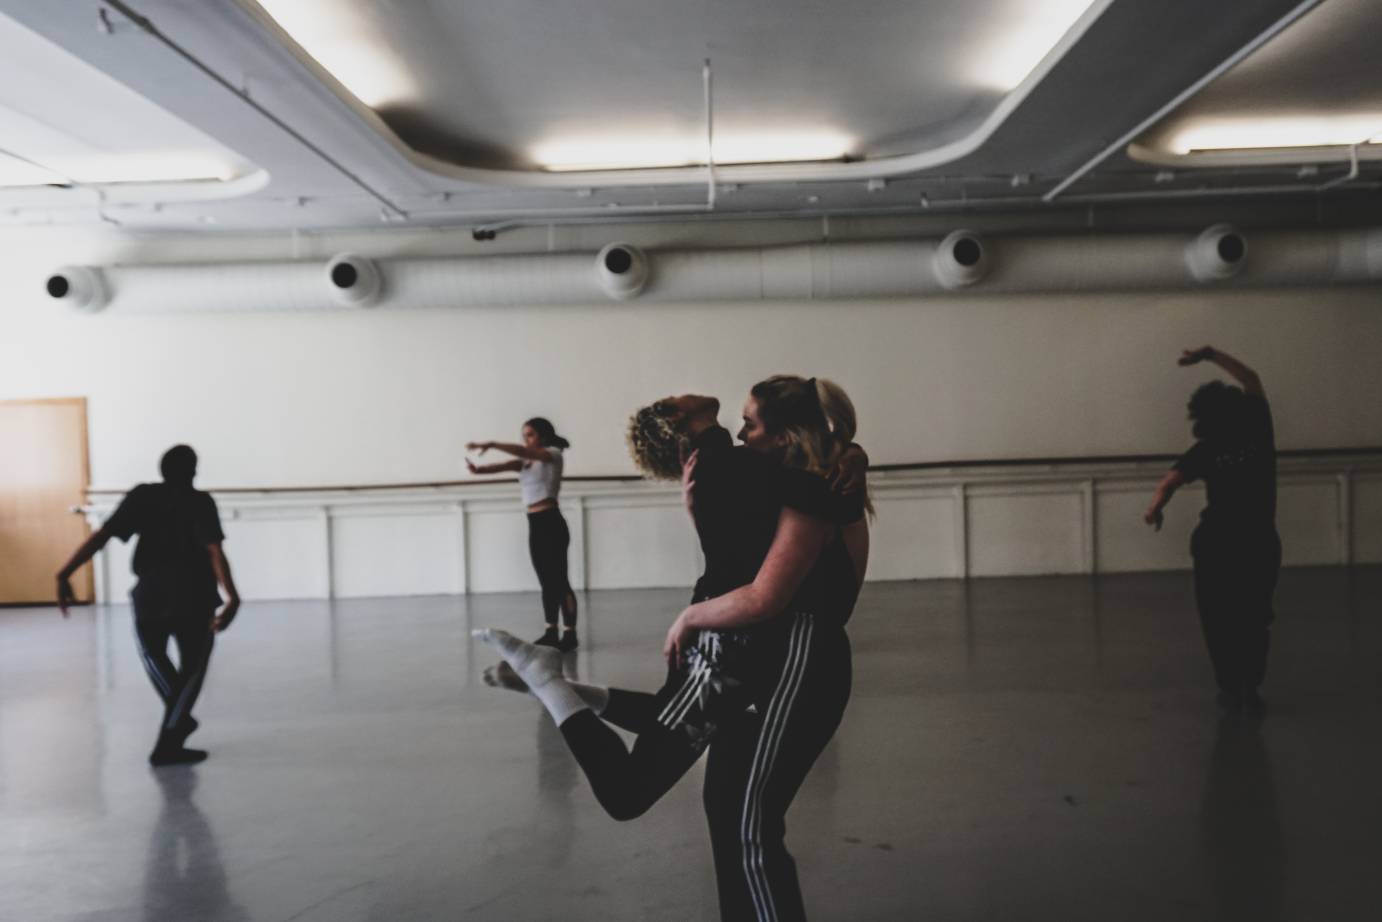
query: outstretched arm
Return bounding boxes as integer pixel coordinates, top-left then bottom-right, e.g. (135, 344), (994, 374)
(1179, 346), (1264, 398)
(208, 543), (241, 632)
(466, 440), (556, 463)
(663, 506), (832, 666)
(55, 527), (113, 615)
(467, 457), (523, 475)
(1143, 470), (1186, 531)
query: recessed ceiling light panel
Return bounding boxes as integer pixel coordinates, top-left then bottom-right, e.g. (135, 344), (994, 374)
(252, 0), (417, 108)
(531, 132), (856, 172)
(968, 0), (1105, 92)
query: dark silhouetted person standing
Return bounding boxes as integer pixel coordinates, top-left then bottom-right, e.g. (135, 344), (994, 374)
(1144, 347), (1280, 714)
(57, 445), (241, 765)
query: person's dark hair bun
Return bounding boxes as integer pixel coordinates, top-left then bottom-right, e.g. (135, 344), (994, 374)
(524, 417), (570, 450)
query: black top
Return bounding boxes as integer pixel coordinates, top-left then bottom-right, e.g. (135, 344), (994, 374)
(1173, 394), (1277, 533)
(687, 425), (863, 625)
(105, 482), (225, 605)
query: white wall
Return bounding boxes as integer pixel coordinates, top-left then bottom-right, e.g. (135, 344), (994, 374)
(3, 222), (1381, 495)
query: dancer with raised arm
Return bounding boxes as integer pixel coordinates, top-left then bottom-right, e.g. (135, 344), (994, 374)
(1145, 347), (1280, 715)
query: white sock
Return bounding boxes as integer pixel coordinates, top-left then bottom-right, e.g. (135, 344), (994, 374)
(473, 629), (587, 725)
(483, 662), (610, 714)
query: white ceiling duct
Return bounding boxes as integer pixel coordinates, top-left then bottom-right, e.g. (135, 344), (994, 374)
(325, 253), (382, 306)
(54, 227), (1382, 313)
(45, 265), (108, 312)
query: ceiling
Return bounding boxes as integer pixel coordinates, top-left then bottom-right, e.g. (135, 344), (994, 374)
(0, 0), (1377, 233)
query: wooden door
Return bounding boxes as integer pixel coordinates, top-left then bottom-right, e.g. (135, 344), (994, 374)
(0, 398), (92, 605)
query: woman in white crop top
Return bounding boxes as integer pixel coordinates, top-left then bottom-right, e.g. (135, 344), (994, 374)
(467, 418), (579, 650)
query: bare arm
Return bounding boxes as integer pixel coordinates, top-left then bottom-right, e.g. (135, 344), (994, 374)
(663, 506), (832, 665)
(467, 440), (556, 463)
(1180, 346), (1264, 398)
(1143, 470), (1186, 531)
(208, 543), (241, 632)
(467, 458), (524, 475)
(841, 519), (870, 586)
(55, 527), (114, 615)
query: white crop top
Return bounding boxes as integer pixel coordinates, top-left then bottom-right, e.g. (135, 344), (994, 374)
(519, 448), (563, 507)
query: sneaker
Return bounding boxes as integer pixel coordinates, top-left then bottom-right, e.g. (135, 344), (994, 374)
(172, 716), (200, 745)
(149, 747), (209, 767)
(534, 628), (560, 648)
(558, 630), (579, 652)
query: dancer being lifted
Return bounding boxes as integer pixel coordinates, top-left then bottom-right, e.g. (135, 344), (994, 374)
(468, 417), (579, 650)
(477, 376), (869, 921)
(1144, 347), (1280, 715)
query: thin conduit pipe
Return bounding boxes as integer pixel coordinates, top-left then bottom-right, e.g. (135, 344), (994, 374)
(1043, 0), (1325, 203)
(704, 60), (717, 211)
(1318, 144), (1361, 191)
(465, 178), (1382, 235)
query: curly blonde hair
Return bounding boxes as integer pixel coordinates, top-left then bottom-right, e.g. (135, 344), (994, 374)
(626, 401), (686, 480)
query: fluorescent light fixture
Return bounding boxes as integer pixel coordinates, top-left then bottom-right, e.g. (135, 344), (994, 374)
(58, 153), (241, 185)
(254, 0), (416, 108)
(532, 132), (856, 172)
(969, 0), (1103, 92)
(1170, 115), (1382, 153)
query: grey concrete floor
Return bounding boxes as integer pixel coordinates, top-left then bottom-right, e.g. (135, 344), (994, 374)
(2, 568), (1380, 922)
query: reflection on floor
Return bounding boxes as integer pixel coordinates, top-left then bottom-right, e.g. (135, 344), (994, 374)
(2, 568), (1380, 921)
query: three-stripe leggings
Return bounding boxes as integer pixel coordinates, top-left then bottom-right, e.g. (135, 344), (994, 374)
(558, 612), (850, 921)
(132, 587), (216, 744)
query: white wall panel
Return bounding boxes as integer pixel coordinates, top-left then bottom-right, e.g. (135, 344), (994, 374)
(1277, 480), (1342, 566)
(222, 514), (327, 601)
(330, 510), (463, 599)
(867, 491), (959, 580)
(967, 489), (1086, 577)
(1353, 474), (1382, 565)
(464, 506), (540, 594)
(585, 501), (698, 590)
(1094, 484), (1203, 573)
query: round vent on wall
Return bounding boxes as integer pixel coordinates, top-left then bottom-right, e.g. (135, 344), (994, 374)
(1186, 224), (1248, 282)
(325, 254), (382, 306)
(933, 230), (991, 289)
(594, 243), (649, 300)
(45, 266), (108, 312)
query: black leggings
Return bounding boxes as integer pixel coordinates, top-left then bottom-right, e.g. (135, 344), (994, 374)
(559, 614), (851, 921)
(527, 507), (576, 628)
(1192, 528), (1282, 694)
